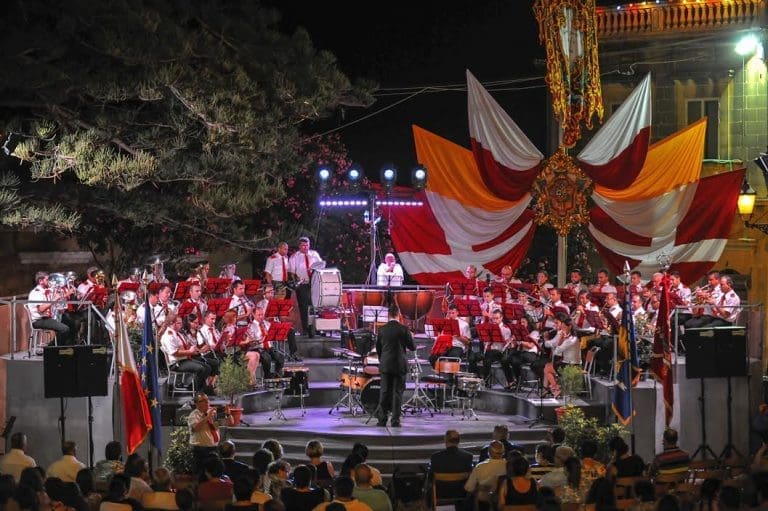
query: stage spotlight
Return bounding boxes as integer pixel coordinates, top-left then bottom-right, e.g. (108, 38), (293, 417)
(317, 165), (332, 190)
(346, 164), (363, 191)
(735, 33), (760, 56)
(380, 164), (397, 193)
(411, 164), (428, 190)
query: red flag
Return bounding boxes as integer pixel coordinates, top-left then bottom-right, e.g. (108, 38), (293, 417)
(650, 274), (674, 425)
(115, 305), (153, 453)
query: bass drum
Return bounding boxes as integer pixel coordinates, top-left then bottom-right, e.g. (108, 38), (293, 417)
(311, 268), (342, 308)
(360, 377), (381, 415)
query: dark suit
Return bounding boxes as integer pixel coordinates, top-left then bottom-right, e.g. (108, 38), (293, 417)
(222, 457), (251, 482)
(428, 445), (474, 511)
(375, 319), (415, 425)
(478, 439), (523, 462)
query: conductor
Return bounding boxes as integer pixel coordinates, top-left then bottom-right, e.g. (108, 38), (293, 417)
(375, 304), (415, 427)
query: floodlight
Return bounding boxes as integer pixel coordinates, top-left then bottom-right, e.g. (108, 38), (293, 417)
(346, 164), (363, 192)
(380, 164), (397, 193)
(735, 34), (760, 56)
(411, 164), (428, 190)
(317, 165), (332, 190)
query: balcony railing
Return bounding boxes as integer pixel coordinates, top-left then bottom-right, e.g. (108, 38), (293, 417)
(597, 0), (766, 38)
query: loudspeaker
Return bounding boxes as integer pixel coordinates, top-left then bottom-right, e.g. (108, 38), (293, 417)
(684, 326), (747, 378)
(43, 345), (109, 398)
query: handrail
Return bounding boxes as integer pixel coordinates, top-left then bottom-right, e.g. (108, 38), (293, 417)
(596, 0), (766, 39)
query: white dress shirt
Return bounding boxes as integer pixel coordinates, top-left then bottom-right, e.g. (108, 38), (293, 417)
(0, 448), (36, 482)
(264, 253), (290, 282)
(47, 455), (86, 483)
(376, 263), (404, 286)
(27, 285), (51, 321)
(289, 249), (324, 284)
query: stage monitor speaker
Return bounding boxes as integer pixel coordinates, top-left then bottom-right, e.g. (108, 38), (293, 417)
(43, 345), (110, 398)
(684, 326), (747, 379)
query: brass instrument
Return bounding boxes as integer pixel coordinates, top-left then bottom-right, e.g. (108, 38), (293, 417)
(95, 270), (106, 286)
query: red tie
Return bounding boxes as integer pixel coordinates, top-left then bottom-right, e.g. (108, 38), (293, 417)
(305, 254), (310, 277)
(719, 293), (726, 305)
(208, 418), (219, 443)
(178, 332), (188, 350)
(261, 321), (269, 349)
(281, 257), (287, 281)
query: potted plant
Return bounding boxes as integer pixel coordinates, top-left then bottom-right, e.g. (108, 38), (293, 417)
(164, 426), (195, 486)
(557, 405), (627, 459)
(554, 365), (584, 421)
(216, 357), (250, 426)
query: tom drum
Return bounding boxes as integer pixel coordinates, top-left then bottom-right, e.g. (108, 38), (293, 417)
(362, 352), (380, 376)
(311, 269), (342, 308)
(283, 366), (310, 396)
(340, 367), (370, 390)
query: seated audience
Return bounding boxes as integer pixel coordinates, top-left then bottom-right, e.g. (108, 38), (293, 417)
(538, 446), (575, 491)
(280, 465), (326, 511)
(48, 441), (86, 483)
(219, 441), (251, 484)
(93, 441), (125, 488)
(124, 454), (152, 503)
(305, 440), (336, 486)
(0, 433), (37, 482)
(648, 428), (690, 477)
(607, 437), (646, 479)
(225, 476), (260, 511)
(311, 476), (372, 511)
(264, 460), (291, 500)
(197, 457), (234, 503)
(497, 456), (539, 507)
(142, 468), (178, 510)
(464, 441), (506, 511)
(251, 449), (274, 494)
(77, 468), (103, 511)
(100, 474), (143, 511)
(529, 443), (556, 481)
(351, 464), (391, 511)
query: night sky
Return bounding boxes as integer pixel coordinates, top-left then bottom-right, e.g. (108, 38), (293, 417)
(268, 1), (549, 181)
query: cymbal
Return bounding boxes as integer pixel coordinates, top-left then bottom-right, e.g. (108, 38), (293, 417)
(330, 347), (361, 358)
(409, 358), (430, 364)
(145, 254), (169, 265)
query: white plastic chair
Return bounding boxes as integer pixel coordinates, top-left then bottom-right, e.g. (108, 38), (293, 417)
(160, 345), (196, 398)
(24, 304), (54, 355)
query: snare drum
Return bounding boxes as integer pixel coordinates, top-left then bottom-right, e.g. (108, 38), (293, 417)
(264, 378), (291, 390)
(435, 357), (461, 374)
(283, 366), (310, 396)
(457, 376), (484, 396)
(339, 367), (370, 389)
(362, 352), (380, 376)
(311, 268), (342, 308)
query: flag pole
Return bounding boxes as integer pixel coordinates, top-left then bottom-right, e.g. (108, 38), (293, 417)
(111, 277), (124, 455)
(623, 261), (636, 454)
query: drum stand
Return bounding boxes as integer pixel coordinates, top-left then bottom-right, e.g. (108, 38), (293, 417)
(402, 356), (436, 416)
(459, 389), (480, 421)
(328, 358), (364, 416)
(268, 387), (288, 421)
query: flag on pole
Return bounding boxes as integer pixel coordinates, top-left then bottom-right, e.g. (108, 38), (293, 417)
(139, 302), (163, 451)
(651, 273), (674, 425)
(611, 279), (641, 425)
(115, 305), (152, 454)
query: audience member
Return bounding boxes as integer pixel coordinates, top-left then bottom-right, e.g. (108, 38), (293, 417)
(351, 464), (390, 511)
(496, 456), (539, 507)
(124, 454), (152, 503)
(559, 457), (588, 504)
(464, 441), (506, 511)
(345, 444), (382, 488)
(225, 476), (260, 511)
(305, 440), (336, 486)
(428, 430), (473, 511)
(584, 477), (616, 511)
(100, 474), (143, 511)
(280, 465), (326, 511)
(547, 427), (566, 448)
(478, 425), (523, 462)
(142, 468), (178, 510)
(607, 437), (646, 479)
(311, 476), (371, 511)
(0, 474), (16, 509)
(529, 444), (556, 480)
(0, 433), (37, 482)
(77, 468), (104, 511)
(264, 460), (291, 499)
(538, 446), (575, 491)
(175, 488), (197, 511)
(252, 449), (274, 493)
(219, 441), (251, 483)
(247, 470), (270, 507)
(48, 441), (86, 483)
(261, 440), (284, 462)
(93, 441), (125, 487)
(632, 479), (656, 511)
(648, 428), (691, 477)
(580, 440), (606, 488)
(197, 457), (234, 503)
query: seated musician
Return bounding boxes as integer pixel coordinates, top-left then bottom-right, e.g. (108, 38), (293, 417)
(376, 253), (404, 287)
(27, 271), (72, 346)
(429, 304), (471, 368)
(685, 275), (740, 328)
(199, 311), (226, 362)
(218, 310), (239, 356)
(565, 268), (588, 294)
(535, 271), (555, 293)
(496, 264), (522, 285)
(542, 288), (569, 334)
(182, 283), (208, 320)
(571, 290), (599, 347)
(542, 316), (580, 399)
(505, 327), (543, 391)
(159, 313), (212, 393)
(587, 292), (622, 378)
(136, 289), (166, 330)
(156, 284), (177, 327)
(228, 280), (254, 327)
(669, 271), (693, 340)
(463, 265), (482, 298)
(243, 307), (284, 380)
(627, 270), (644, 296)
(478, 287), (501, 324)
(183, 314), (219, 389)
(479, 310), (514, 386)
(76, 267), (99, 301)
(254, 285), (301, 362)
(591, 268), (618, 294)
(684, 271), (721, 329)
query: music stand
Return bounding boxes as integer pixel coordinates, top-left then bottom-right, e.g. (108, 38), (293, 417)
(206, 298), (233, 319)
(147, 282), (163, 294)
(426, 318), (460, 337)
(558, 288), (576, 306)
(602, 311), (620, 333)
(489, 283), (509, 302)
(590, 292), (608, 308)
(242, 279), (262, 297)
(503, 303), (527, 321)
(476, 323), (505, 346)
(173, 281), (193, 301)
(265, 299), (293, 320)
(177, 301), (196, 318)
(449, 279), (479, 297)
(116, 282), (140, 293)
(265, 322), (292, 355)
(204, 278), (231, 296)
(232, 327), (248, 349)
(552, 306), (570, 317)
(454, 298), (482, 318)
(584, 310), (606, 331)
(86, 287), (108, 309)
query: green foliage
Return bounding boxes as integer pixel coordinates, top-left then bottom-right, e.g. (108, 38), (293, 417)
(559, 364), (584, 403)
(164, 426), (194, 476)
(558, 405), (627, 460)
(216, 357), (250, 406)
(0, 0), (376, 272)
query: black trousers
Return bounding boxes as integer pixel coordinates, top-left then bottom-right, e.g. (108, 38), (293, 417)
(32, 317), (71, 345)
(258, 348), (285, 377)
(588, 335), (614, 376)
(295, 283), (312, 336)
(174, 358), (211, 391)
(378, 372), (405, 423)
(505, 350), (540, 381)
(192, 445), (217, 477)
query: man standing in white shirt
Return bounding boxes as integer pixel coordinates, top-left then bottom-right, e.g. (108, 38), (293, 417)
(376, 253), (404, 287)
(187, 392), (220, 476)
(265, 241), (291, 298)
(47, 441), (86, 483)
(0, 432), (36, 482)
(288, 236), (324, 337)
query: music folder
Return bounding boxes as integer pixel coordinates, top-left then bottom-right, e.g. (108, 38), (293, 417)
(266, 322), (292, 343)
(426, 318), (460, 337)
(584, 310), (606, 330)
(204, 278), (231, 295)
(173, 281), (193, 301)
(448, 278), (479, 296)
(502, 303), (527, 321)
(176, 300), (196, 317)
(206, 298), (232, 318)
(117, 282), (140, 293)
(242, 279), (262, 296)
(265, 299), (293, 319)
(453, 298), (482, 317)
(476, 323), (505, 345)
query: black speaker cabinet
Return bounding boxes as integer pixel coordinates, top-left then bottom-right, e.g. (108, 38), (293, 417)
(43, 345), (109, 398)
(684, 326), (747, 379)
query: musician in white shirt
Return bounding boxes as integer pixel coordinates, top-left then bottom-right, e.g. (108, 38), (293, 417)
(181, 283), (207, 320)
(588, 292), (622, 378)
(376, 253), (404, 287)
(288, 236), (324, 337)
(627, 270), (644, 296)
(27, 271), (71, 345)
(572, 290), (599, 335)
(264, 242), (291, 297)
(479, 310), (513, 385)
(159, 313), (211, 392)
(542, 317), (580, 399)
(591, 269), (618, 294)
(686, 275), (741, 328)
(505, 328), (541, 390)
(199, 311), (223, 357)
(479, 288), (502, 324)
(228, 280), (253, 327)
(685, 271), (724, 328)
(244, 307), (284, 379)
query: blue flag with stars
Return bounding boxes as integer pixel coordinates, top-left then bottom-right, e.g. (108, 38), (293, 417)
(611, 284), (642, 425)
(140, 302), (163, 452)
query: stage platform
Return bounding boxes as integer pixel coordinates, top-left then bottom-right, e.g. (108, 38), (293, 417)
(1, 329), (762, 471)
